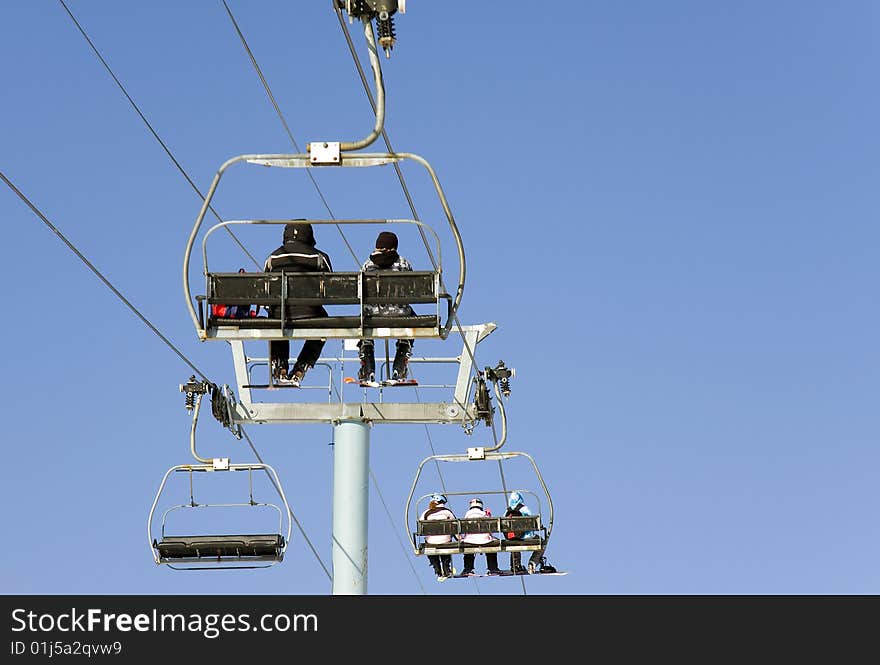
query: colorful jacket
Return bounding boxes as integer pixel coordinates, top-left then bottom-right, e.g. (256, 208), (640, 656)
(361, 250), (415, 318)
(504, 503), (537, 540)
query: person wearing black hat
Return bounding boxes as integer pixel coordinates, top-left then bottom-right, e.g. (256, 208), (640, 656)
(263, 222), (333, 387)
(357, 231), (415, 385)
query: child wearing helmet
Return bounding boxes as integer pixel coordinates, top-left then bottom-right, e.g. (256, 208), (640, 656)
(460, 497), (502, 576)
(419, 494), (457, 580)
(504, 490), (545, 574)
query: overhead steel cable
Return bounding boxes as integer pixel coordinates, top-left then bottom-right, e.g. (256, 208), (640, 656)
(58, 0), (335, 576)
(1, 170), (332, 580)
(57, 0), (260, 270)
(49, 1), (421, 590)
(332, 4), (435, 270)
(221, 1), (429, 591)
(1, 171), (211, 383)
(240, 427), (332, 580)
(334, 7), (487, 556)
(490, 454), (528, 594)
(221, 0), (360, 268)
(332, 4), (481, 399)
(332, 9), (497, 421)
(369, 468), (428, 594)
(335, 8), (531, 592)
(333, 6), (480, 375)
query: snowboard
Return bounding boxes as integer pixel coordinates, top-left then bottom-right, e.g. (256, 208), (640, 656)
(452, 570), (568, 578)
(344, 377), (418, 388)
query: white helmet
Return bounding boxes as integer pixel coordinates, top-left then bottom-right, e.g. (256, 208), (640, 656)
(469, 497), (483, 509)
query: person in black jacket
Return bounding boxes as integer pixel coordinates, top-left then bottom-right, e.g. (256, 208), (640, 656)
(264, 223), (333, 387)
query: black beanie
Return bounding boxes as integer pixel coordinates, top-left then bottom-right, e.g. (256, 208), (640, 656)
(375, 231), (398, 251)
(284, 223), (315, 246)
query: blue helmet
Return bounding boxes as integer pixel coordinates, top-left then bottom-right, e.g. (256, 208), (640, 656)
(508, 491), (524, 510)
(431, 493), (447, 505)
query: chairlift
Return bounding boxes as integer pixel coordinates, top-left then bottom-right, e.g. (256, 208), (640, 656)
(147, 385), (293, 570)
(404, 450), (555, 564)
(188, 218), (456, 342)
(148, 461), (292, 570)
(183, 7), (464, 346)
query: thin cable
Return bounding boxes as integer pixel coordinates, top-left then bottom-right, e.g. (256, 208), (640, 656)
(486, 384), (529, 594)
(1, 171), (212, 383)
(240, 427), (332, 580)
(230, 3), (489, 590)
(333, 3), (436, 271)
(334, 7), (481, 378)
(405, 368), (450, 495)
(58, 0), (260, 270)
(2, 170), (332, 580)
(329, 10), (469, 494)
(221, 0), (361, 268)
(224, 1), (432, 591)
(335, 17), (502, 577)
(337, 30), (519, 577)
(52, 0), (356, 584)
(486, 444), (527, 594)
(336, 9), (532, 594)
(369, 468), (428, 594)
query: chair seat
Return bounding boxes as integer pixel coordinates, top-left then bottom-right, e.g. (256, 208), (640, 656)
(154, 534), (285, 560)
(209, 314), (440, 329)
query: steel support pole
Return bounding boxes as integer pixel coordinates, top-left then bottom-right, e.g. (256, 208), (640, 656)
(331, 419), (371, 595)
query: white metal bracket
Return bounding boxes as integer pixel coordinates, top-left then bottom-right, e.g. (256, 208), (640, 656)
(212, 458), (230, 471)
(309, 142), (341, 165)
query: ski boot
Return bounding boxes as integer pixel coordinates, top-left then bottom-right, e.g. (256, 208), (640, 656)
(390, 340), (413, 382)
(271, 359), (290, 386)
(537, 556), (557, 574)
(357, 341), (376, 385)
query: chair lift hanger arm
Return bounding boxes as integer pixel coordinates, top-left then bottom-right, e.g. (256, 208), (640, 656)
(337, 14), (385, 152)
(201, 218), (442, 278)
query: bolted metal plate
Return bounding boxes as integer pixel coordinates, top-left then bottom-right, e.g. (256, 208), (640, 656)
(309, 141), (341, 165)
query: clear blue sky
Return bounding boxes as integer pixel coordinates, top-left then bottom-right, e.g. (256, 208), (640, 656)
(1, 1), (877, 595)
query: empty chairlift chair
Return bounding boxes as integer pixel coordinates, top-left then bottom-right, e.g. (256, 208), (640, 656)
(148, 461), (293, 570)
(147, 388), (293, 570)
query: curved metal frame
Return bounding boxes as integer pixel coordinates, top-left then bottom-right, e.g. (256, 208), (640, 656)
(147, 393), (293, 570)
(339, 15), (385, 151)
(413, 489), (544, 519)
(201, 218), (442, 279)
(147, 462), (293, 571)
(403, 451), (555, 557)
(183, 152), (466, 341)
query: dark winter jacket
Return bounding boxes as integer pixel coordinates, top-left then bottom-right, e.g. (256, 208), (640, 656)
(264, 224), (333, 319)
